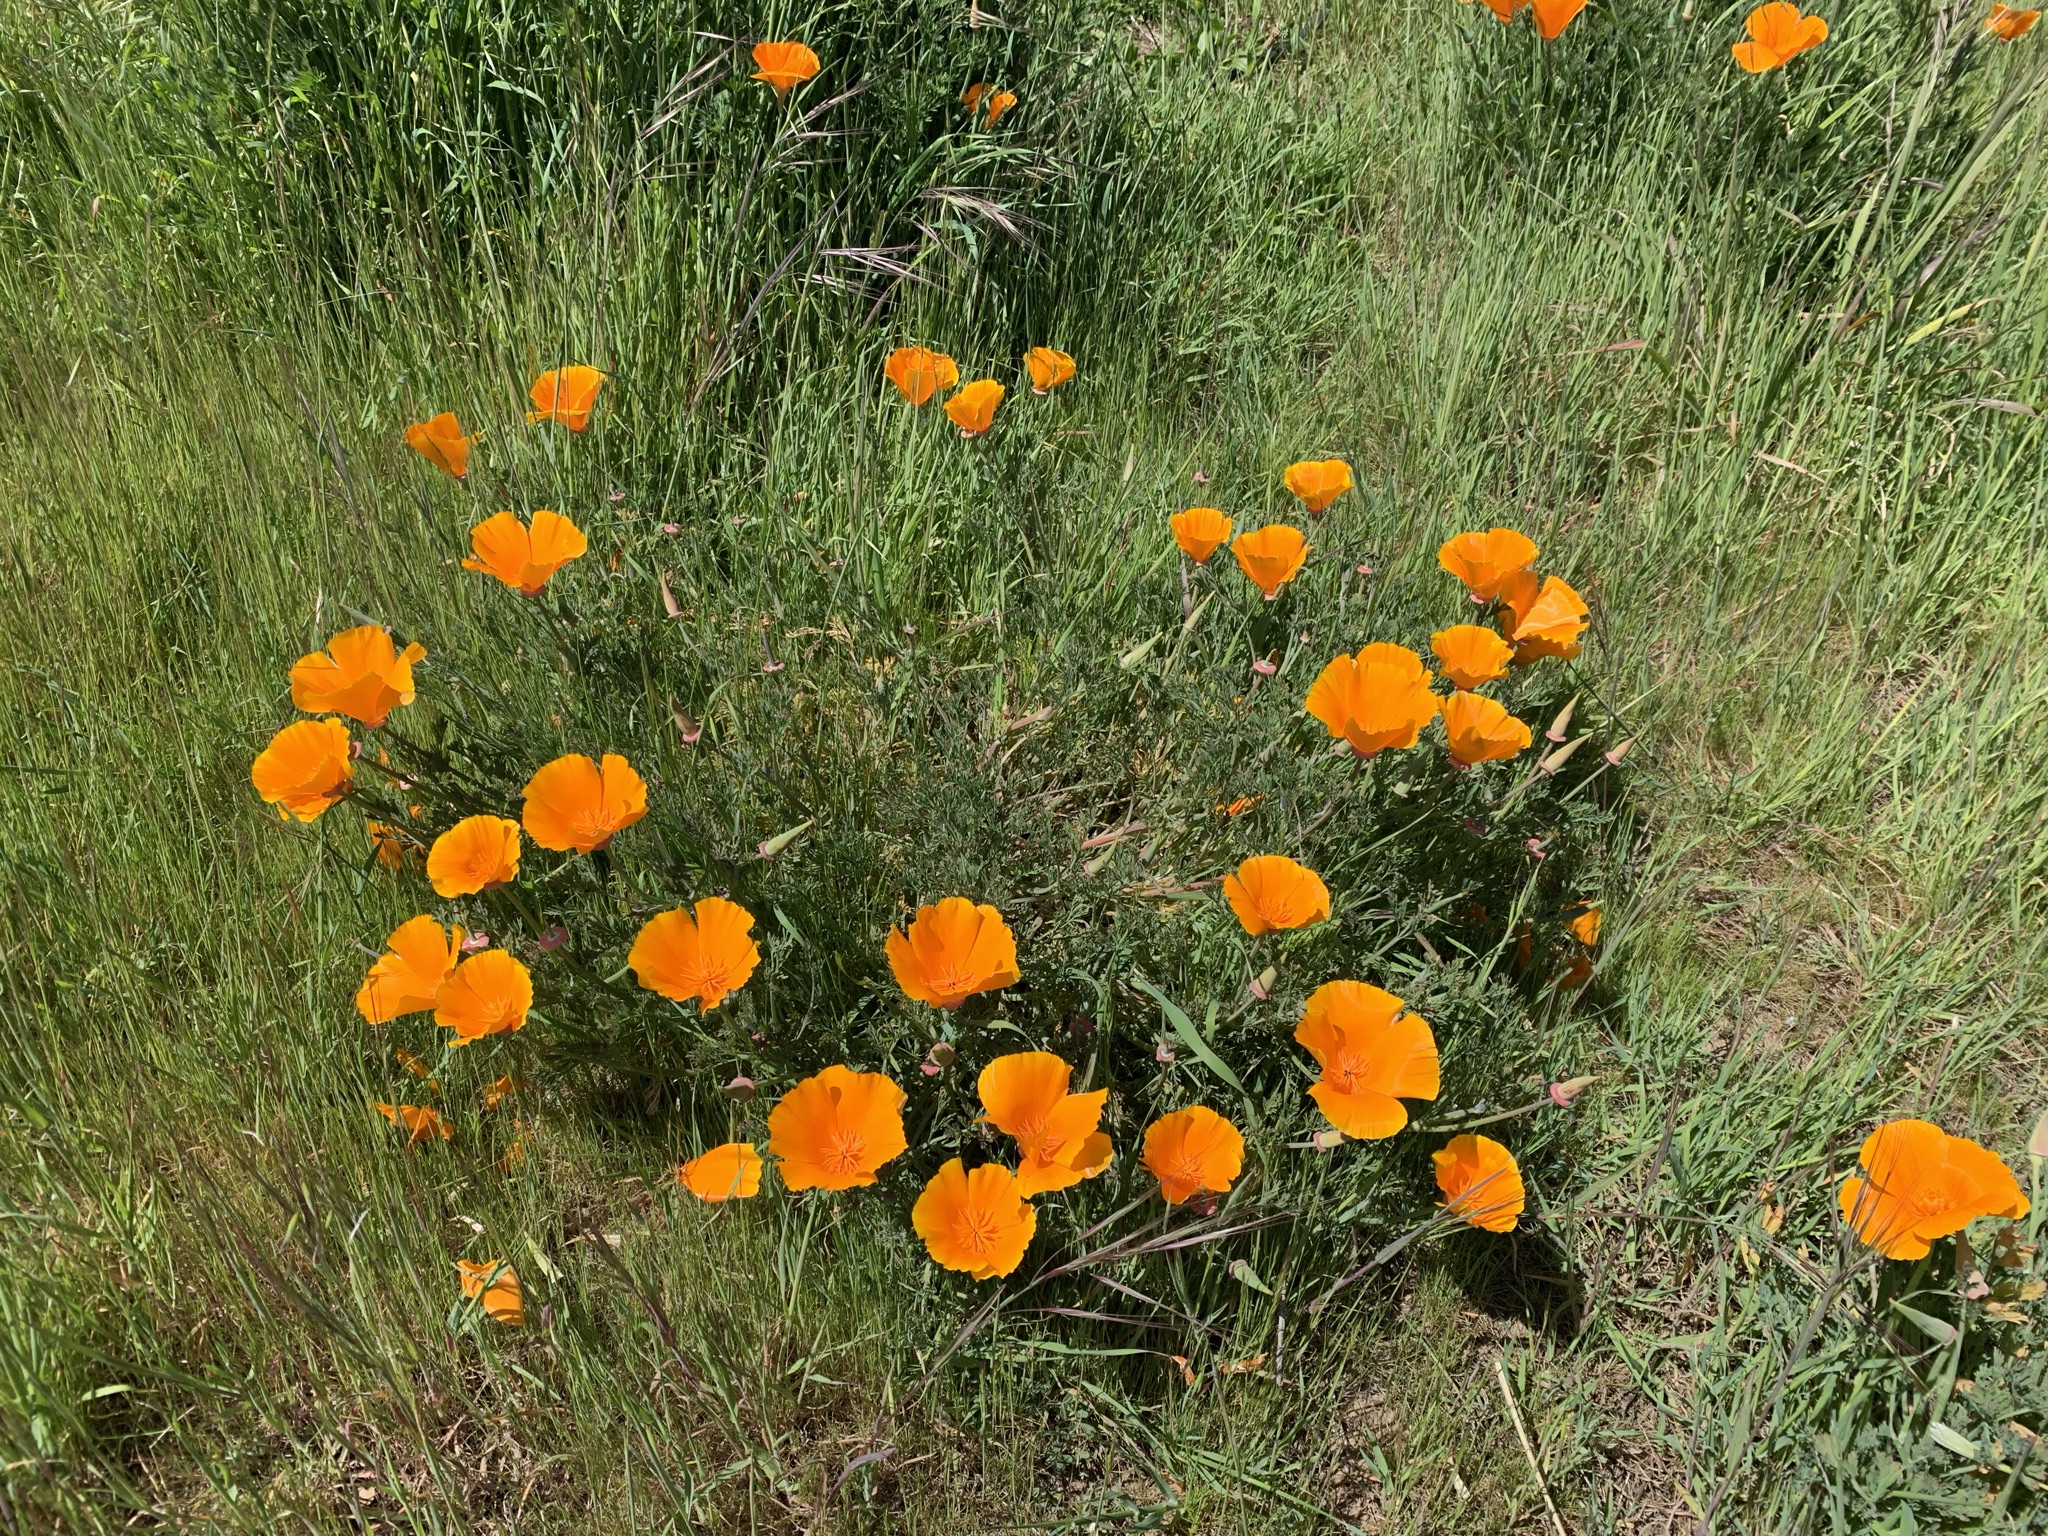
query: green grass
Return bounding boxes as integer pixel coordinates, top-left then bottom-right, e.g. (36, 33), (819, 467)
(4, 0), (2048, 1529)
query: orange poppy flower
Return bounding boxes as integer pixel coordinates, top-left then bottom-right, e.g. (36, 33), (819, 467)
(679, 1142), (765, 1202)
(433, 949), (532, 1043)
(766, 1064), (909, 1191)
(1838, 1119), (2030, 1260)
(357, 916), (464, 1024)
(886, 896), (1020, 1009)
(1171, 507), (1233, 564)
(1294, 981), (1440, 1140)
(482, 1075), (519, 1110)
(751, 40), (820, 95)
(912, 1158), (1037, 1279)
(1498, 571), (1590, 661)
(1987, 3), (2040, 37)
(945, 379), (1005, 437)
(521, 752), (647, 854)
(251, 718), (354, 822)
(978, 1052), (1113, 1197)
(463, 510), (588, 595)
(456, 1259), (524, 1324)
(1442, 691), (1533, 766)
(884, 346), (960, 406)
(1224, 854), (1331, 935)
(1231, 524), (1308, 598)
(1282, 459), (1353, 515)
(983, 90), (1018, 127)
(368, 821), (414, 870)
(289, 626), (426, 728)
(1024, 347), (1076, 394)
(1475, 0), (1530, 20)
(1567, 905), (1602, 947)
(1304, 643), (1440, 758)
(1437, 528), (1538, 602)
(962, 82), (993, 110)
(1434, 1135), (1524, 1231)
(629, 897), (761, 1011)
(376, 1101), (451, 1144)
(427, 815), (522, 897)
(1429, 625), (1513, 692)
(1732, 2), (1828, 70)
(1141, 1105), (1245, 1205)
(527, 366), (606, 430)
(404, 412), (474, 478)
(1531, 0), (1588, 37)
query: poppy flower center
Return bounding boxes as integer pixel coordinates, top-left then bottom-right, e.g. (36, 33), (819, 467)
(822, 1128), (869, 1174)
(953, 1206), (1002, 1255)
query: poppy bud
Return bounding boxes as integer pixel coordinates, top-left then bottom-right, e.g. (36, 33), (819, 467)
(758, 819), (813, 859)
(661, 522), (681, 534)
(660, 572), (683, 620)
(1312, 1128), (1344, 1151)
(460, 931), (492, 953)
(1538, 737), (1587, 775)
(672, 703), (702, 746)
(537, 924), (569, 952)
(2029, 1108), (2048, 1160)
(928, 1041), (956, 1068)
(1605, 737), (1635, 766)
(1251, 656), (1277, 676)
(1154, 1041), (1176, 1064)
(1546, 696), (1578, 743)
(1548, 1075), (1596, 1107)
(1248, 966), (1278, 1001)
(721, 1075), (756, 1102)
(1464, 817), (1486, 837)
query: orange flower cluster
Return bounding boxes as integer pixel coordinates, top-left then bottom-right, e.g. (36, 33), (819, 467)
(882, 342), (1072, 435)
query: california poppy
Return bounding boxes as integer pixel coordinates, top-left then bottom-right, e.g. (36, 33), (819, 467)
(1477, 0), (1529, 20)
(427, 815), (522, 898)
(357, 915), (464, 1024)
(1232, 525), (1308, 598)
(376, 1101), (451, 1144)
(1430, 625), (1513, 692)
(912, 1158), (1037, 1279)
(1498, 571), (1590, 661)
(1283, 459), (1353, 516)
(886, 897), (1020, 1009)
(456, 1259), (525, 1325)
(1295, 981), (1440, 1139)
(1567, 904), (1602, 947)
(1434, 1135), (1525, 1231)
(750, 40), (820, 94)
(434, 949), (533, 1043)
(884, 346), (960, 406)
(1987, 2), (2041, 37)
(251, 718), (354, 822)
(463, 510), (589, 595)
(1838, 1119), (2030, 1260)
(629, 897), (761, 1011)
(1732, 2), (1828, 70)
(368, 821), (413, 870)
(766, 1064), (909, 1191)
(1531, 0), (1588, 37)
(1224, 854), (1331, 935)
(482, 1075), (519, 1110)
(1141, 1105), (1245, 1205)
(1171, 507), (1233, 564)
(405, 412), (474, 478)
(962, 82), (994, 110)
(978, 1052), (1113, 1197)
(289, 626), (426, 728)
(1438, 528), (1538, 602)
(1304, 643), (1440, 757)
(521, 752), (647, 854)
(1442, 691), (1533, 766)
(983, 90), (1018, 126)
(679, 1142), (765, 1202)
(1025, 347), (1076, 394)
(946, 379), (1005, 437)
(527, 366), (606, 430)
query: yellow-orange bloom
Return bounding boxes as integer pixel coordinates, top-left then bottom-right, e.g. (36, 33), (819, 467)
(1171, 507), (1233, 564)
(1434, 1135), (1525, 1232)
(1232, 524), (1308, 598)
(1567, 904), (1602, 947)
(1442, 691), (1532, 766)
(1024, 347), (1075, 394)
(1438, 528), (1538, 602)
(1429, 625), (1512, 692)
(527, 366), (606, 430)
(912, 1158), (1037, 1279)
(1224, 854), (1331, 935)
(629, 897), (761, 1011)
(1531, 0), (1588, 36)
(1295, 982), (1440, 1140)
(751, 40), (820, 94)
(251, 718), (354, 822)
(521, 752), (647, 854)
(884, 346), (959, 406)
(1283, 459), (1353, 515)
(962, 82), (994, 110)
(368, 821), (414, 870)
(946, 379), (1005, 437)
(376, 1101), (451, 1144)
(1304, 643), (1440, 757)
(679, 1142), (765, 1202)
(766, 1064), (909, 1191)
(886, 897), (1020, 1009)
(1498, 571), (1590, 661)
(404, 412), (474, 478)
(1987, 3), (2041, 37)
(983, 90), (1018, 126)
(978, 1052), (1113, 1197)
(1732, 2), (1828, 69)
(357, 916), (464, 1024)
(463, 510), (588, 595)
(427, 815), (522, 897)
(1838, 1119), (2029, 1260)
(1141, 1106), (1245, 1205)
(456, 1259), (525, 1324)
(289, 626), (425, 728)
(434, 949), (532, 1043)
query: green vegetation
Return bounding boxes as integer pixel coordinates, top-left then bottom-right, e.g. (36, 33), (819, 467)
(4, 0), (2047, 1529)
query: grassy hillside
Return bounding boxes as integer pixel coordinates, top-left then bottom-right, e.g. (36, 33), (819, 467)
(3, 0), (2047, 1530)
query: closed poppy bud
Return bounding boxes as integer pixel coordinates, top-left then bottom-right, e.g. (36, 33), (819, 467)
(358, 915), (464, 1024)
(678, 1142), (765, 1202)
(750, 40), (820, 96)
(886, 897), (1020, 1009)
(434, 949), (533, 1043)
(1141, 1105), (1245, 1205)
(290, 626), (426, 728)
(1231, 525), (1309, 598)
(1498, 572), (1590, 661)
(527, 366), (606, 430)
(1987, 3), (2040, 38)
(978, 1052), (1113, 1197)
(1434, 1135), (1525, 1232)
(1437, 528), (1538, 602)
(884, 346), (960, 406)
(766, 1064), (909, 1191)
(1283, 459), (1353, 515)
(913, 1158), (1037, 1279)
(928, 1040), (958, 1068)
(1442, 691), (1533, 766)
(456, 1259), (524, 1325)
(1295, 981), (1440, 1140)
(251, 717), (354, 822)
(1539, 737), (1587, 775)
(945, 379), (1005, 437)
(404, 412), (474, 478)
(1530, 0), (1588, 36)
(463, 510), (589, 595)
(1024, 347), (1075, 394)
(1546, 696), (1578, 742)
(1171, 507), (1233, 564)
(1732, 2), (1828, 70)
(1305, 644), (1440, 758)
(629, 897), (761, 1011)
(1429, 625), (1513, 692)
(427, 815), (522, 897)
(521, 751), (648, 854)
(376, 1101), (452, 1144)
(983, 90), (1017, 126)
(722, 1075), (757, 1102)
(1838, 1119), (2029, 1259)
(1223, 854), (1331, 935)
